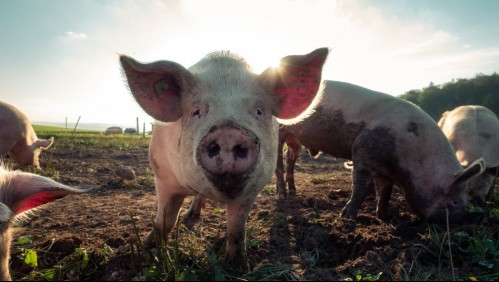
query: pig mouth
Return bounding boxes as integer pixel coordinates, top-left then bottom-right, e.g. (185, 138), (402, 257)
(197, 123), (260, 199)
(205, 173), (251, 199)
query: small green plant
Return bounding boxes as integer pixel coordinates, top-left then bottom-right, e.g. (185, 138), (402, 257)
(344, 271), (383, 281)
(398, 263), (433, 281)
(246, 226), (263, 249)
(13, 235), (38, 270)
(454, 229), (499, 271)
(24, 246), (94, 281)
(213, 208), (225, 215)
(261, 184), (276, 196)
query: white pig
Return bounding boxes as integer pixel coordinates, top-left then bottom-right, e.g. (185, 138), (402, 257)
(438, 105), (499, 206)
(0, 164), (92, 280)
(0, 101), (54, 169)
(120, 48), (329, 270)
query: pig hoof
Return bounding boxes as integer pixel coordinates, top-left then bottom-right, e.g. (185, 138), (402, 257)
(185, 208), (201, 219)
(142, 230), (159, 249)
(225, 257), (249, 274)
(340, 206), (358, 219)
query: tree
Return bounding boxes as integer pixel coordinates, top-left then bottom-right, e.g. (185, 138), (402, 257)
(398, 73), (499, 120)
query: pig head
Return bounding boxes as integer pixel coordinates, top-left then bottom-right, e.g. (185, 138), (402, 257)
(0, 101), (54, 169)
(0, 165), (93, 281)
(438, 105), (499, 205)
(120, 48), (328, 270)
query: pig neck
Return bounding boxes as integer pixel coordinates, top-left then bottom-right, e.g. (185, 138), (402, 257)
(8, 138), (30, 160)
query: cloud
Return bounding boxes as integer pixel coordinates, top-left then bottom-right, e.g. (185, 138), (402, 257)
(65, 31), (87, 39)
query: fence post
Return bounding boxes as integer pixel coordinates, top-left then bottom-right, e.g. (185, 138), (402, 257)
(72, 116), (81, 135)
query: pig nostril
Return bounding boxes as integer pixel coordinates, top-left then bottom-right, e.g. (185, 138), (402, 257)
(233, 145), (248, 159)
(207, 142), (220, 158)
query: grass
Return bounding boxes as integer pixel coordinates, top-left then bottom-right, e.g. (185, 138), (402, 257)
(395, 205), (499, 281)
(127, 213), (300, 281)
(33, 125), (150, 150)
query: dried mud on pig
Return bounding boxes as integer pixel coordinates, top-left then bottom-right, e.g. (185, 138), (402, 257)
(8, 144), (499, 281)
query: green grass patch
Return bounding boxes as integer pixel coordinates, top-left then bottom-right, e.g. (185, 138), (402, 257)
(33, 125), (150, 150)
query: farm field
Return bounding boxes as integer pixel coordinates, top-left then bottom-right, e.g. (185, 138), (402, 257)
(6, 129), (499, 281)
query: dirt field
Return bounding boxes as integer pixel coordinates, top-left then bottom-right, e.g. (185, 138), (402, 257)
(8, 143), (498, 281)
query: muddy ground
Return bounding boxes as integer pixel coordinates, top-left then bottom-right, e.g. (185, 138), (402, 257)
(8, 144), (498, 281)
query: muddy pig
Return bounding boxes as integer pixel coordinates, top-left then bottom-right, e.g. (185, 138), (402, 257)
(275, 80), (485, 222)
(0, 101), (54, 169)
(0, 164), (93, 280)
(438, 105), (499, 206)
(120, 48), (329, 270)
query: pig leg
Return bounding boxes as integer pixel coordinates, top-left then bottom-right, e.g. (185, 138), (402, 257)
(275, 136), (287, 199)
(225, 200), (254, 272)
(185, 194), (206, 219)
(341, 166), (376, 219)
(143, 180), (188, 248)
(374, 175), (393, 220)
(285, 137), (302, 197)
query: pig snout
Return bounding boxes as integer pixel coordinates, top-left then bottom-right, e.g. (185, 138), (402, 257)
(198, 125), (259, 198)
(200, 125), (258, 175)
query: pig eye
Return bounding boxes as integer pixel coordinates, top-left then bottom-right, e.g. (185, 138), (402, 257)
(255, 108), (264, 118)
(192, 108), (201, 118)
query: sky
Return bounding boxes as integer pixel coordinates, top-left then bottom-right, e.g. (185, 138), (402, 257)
(1, 0), (498, 128)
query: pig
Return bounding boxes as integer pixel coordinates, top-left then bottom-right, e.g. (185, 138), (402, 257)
(0, 164), (93, 280)
(120, 48), (329, 270)
(0, 101), (54, 169)
(438, 105), (499, 206)
(274, 80), (485, 222)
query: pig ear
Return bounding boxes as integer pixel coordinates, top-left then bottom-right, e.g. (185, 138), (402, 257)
(120, 55), (195, 122)
(35, 137), (54, 150)
(450, 158), (486, 193)
(437, 111), (449, 128)
(262, 48), (329, 120)
(4, 171), (92, 215)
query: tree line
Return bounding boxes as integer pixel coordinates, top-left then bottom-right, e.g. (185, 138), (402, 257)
(398, 73), (499, 121)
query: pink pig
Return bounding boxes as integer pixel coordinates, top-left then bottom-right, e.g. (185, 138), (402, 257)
(120, 48), (329, 270)
(0, 101), (53, 169)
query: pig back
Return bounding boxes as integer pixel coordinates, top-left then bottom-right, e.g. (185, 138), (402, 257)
(0, 101), (31, 154)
